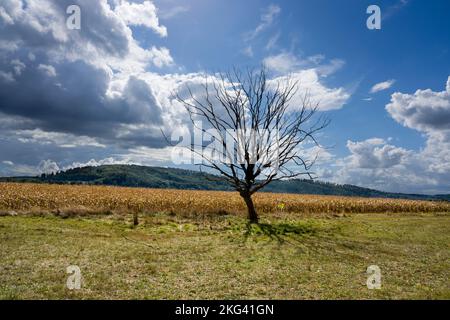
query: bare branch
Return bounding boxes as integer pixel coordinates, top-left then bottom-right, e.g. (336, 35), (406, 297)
(173, 67), (329, 221)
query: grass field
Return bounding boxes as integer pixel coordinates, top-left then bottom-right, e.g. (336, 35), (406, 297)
(0, 183), (449, 299)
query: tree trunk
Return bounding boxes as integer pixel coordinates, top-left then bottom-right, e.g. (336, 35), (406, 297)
(241, 193), (259, 223)
(133, 212), (139, 226)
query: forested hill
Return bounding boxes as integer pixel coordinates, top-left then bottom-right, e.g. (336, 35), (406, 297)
(1, 164), (448, 201)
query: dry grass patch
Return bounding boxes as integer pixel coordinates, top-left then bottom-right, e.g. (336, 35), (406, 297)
(0, 212), (449, 299)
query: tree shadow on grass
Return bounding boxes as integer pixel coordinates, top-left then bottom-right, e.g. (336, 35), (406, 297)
(243, 221), (317, 244)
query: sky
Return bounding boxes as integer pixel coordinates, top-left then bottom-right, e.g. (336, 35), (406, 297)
(0, 0), (449, 194)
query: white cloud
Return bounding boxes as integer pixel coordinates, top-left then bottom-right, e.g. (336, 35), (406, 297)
(330, 138), (437, 193)
(147, 47), (174, 68)
(244, 4), (280, 41)
(263, 52), (301, 74)
(11, 59), (25, 76)
(370, 79), (395, 93)
(0, 70), (14, 83)
(329, 77), (450, 194)
(37, 159), (60, 174)
(63, 147), (176, 171)
(159, 5), (189, 19)
(114, 0), (167, 37)
(265, 32), (280, 51)
(63, 157), (132, 171)
(346, 138), (411, 169)
(0, 0), (176, 152)
(268, 69), (350, 111)
(0, 6), (14, 25)
(263, 52), (342, 76)
(263, 52), (349, 111)
(1, 0), (444, 195)
(37, 64), (57, 77)
(386, 76), (450, 133)
(16, 129), (105, 148)
(315, 59), (345, 77)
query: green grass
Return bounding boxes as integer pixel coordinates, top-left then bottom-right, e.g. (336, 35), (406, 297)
(0, 212), (449, 299)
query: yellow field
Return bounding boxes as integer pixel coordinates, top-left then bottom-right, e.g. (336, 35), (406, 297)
(1, 182), (449, 217)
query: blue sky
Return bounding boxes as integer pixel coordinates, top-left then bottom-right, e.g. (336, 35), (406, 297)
(0, 0), (449, 193)
(152, 0), (450, 152)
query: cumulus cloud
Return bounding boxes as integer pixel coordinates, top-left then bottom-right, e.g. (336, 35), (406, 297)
(386, 77), (450, 132)
(370, 79), (395, 93)
(63, 157), (132, 170)
(35, 146), (178, 175)
(386, 77), (450, 192)
(63, 146), (176, 170)
(114, 0), (167, 37)
(37, 159), (60, 174)
(329, 77), (450, 194)
(1, 0), (404, 194)
(0, 0), (197, 179)
(0, 1), (348, 164)
(262, 52), (349, 111)
(330, 138), (440, 194)
(263, 52), (301, 74)
(346, 138), (411, 169)
(268, 69), (350, 111)
(0, 0), (176, 151)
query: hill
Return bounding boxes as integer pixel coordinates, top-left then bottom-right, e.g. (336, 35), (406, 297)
(1, 164), (448, 201)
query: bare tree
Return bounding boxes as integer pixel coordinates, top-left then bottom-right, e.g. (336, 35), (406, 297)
(174, 67), (329, 223)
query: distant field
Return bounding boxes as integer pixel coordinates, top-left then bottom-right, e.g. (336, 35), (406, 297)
(1, 183), (449, 218)
(0, 183), (449, 299)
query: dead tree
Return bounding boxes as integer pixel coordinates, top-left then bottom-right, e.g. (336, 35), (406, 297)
(175, 68), (329, 223)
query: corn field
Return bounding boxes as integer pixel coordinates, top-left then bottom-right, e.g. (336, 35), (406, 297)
(0, 183), (449, 216)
